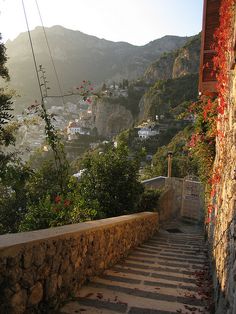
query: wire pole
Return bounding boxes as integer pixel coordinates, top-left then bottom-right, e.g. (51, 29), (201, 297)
(167, 151), (173, 177)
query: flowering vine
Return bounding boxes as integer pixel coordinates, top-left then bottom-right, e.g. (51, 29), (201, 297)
(189, 0), (235, 223)
(76, 80), (94, 104)
(206, 0), (235, 223)
(213, 0), (235, 115)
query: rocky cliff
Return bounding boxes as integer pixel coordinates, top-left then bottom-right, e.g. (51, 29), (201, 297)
(93, 98), (134, 138)
(144, 34), (201, 83)
(139, 35), (201, 121)
(90, 35), (201, 137)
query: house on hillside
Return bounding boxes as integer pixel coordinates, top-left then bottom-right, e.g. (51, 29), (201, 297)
(67, 121), (90, 140)
(67, 121), (81, 135)
(138, 127), (159, 139)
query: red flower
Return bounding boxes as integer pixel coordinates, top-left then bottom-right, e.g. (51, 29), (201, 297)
(64, 200), (70, 207)
(55, 195), (61, 204)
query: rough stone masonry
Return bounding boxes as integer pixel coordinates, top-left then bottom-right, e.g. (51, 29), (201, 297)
(0, 212), (158, 314)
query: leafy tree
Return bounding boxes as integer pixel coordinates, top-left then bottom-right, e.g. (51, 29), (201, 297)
(78, 144), (144, 218)
(122, 79), (129, 89)
(0, 34), (32, 233)
(138, 188), (161, 212)
(0, 161), (32, 234)
(19, 165), (96, 232)
(0, 34), (15, 172)
(143, 127), (199, 179)
(101, 83), (107, 91)
(0, 34), (9, 80)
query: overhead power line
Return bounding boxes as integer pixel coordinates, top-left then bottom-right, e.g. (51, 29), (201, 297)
(22, 1), (92, 104)
(21, 0), (44, 102)
(34, 0), (65, 105)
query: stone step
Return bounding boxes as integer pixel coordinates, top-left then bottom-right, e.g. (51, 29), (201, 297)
(105, 268), (197, 290)
(138, 249), (206, 259)
(59, 221), (210, 314)
(60, 284), (207, 313)
(129, 251), (206, 264)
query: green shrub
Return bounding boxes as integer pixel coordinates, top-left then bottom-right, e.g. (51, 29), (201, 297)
(78, 144), (144, 218)
(138, 188), (161, 212)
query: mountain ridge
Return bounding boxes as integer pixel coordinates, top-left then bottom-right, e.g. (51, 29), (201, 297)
(3, 25), (192, 111)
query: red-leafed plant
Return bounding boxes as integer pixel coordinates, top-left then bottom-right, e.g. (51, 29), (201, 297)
(190, 0), (235, 223)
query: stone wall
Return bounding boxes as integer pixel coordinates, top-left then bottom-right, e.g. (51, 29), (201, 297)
(181, 180), (204, 222)
(210, 69), (236, 313)
(142, 176), (167, 189)
(157, 177), (204, 223)
(159, 177), (183, 222)
(209, 13), (236, 314)
(0, 212), (158, 314)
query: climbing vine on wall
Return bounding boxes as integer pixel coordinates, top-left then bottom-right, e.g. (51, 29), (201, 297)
(213, 0), (235, 116)
(190, 0), (235, 223)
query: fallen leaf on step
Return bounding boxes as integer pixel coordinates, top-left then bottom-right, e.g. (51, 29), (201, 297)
(97, 292), (103, 299)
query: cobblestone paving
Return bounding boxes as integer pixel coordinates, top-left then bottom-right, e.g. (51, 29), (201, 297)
(60, 220), (211, 314)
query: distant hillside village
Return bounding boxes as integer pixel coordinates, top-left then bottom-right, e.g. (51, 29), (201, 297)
(12, 77), (195, 162)
(9, 31), (200, 163)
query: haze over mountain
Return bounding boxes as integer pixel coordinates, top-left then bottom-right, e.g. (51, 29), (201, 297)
(4, 25), (191, 110)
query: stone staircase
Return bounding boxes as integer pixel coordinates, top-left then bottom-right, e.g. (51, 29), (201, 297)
(59, 220), (212, 314)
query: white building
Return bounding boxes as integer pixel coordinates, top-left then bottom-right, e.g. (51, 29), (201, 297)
(138, 127), (159, 139)
(67, 121), (81, 135)
(67, 121), (90, 136)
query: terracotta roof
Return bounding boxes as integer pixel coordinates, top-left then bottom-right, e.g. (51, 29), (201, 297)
(68, 121), (80, 128)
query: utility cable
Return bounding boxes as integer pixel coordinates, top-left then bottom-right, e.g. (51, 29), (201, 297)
(35, 0), (65, 105)
(22, 0), (62, 171)
(22, 0), (44, 102)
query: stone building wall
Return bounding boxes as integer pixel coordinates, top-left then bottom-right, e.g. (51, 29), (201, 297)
(210, 17), (236, 313)
(157, 177), (204, 223)
(158, 177), (183, 222)
(0, 212), (158, 314)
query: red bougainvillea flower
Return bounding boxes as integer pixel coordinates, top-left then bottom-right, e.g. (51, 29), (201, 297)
(55, 195), (61, 204)
(64, 200), (70, 207)
(86, 98), (92, 103)
(210, 188), (216, 198)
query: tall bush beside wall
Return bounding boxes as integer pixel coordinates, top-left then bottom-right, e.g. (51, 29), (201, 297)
(78, 144), (144, 218)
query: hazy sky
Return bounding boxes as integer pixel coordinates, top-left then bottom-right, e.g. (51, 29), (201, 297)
(0, 0), (203, 45)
